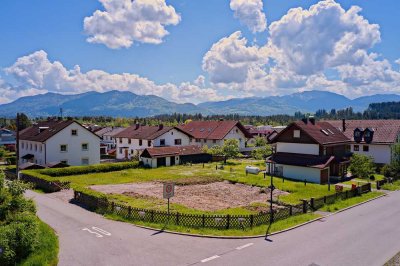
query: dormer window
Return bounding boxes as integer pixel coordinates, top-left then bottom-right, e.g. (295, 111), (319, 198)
(354, 128), (363, 143)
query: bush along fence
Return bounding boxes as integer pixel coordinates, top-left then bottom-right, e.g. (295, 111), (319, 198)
(4, 170), (70, 192)
(73, 183), (372, 230)
(376, 178), (395, 190)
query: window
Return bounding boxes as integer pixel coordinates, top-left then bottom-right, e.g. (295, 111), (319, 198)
(35, 144), (37, 151)
(236, 129), (238, 133)
(160, 139), (166, 146)
(30, 143), (32, 150)
(148, 140), (151, 147)
(60, 160), (68, 164)
(363, 145), (369, 152)
(22, 142), (24, 149)
(82, 143), (89, 151)
(128, 139), (131, 144)
(60, 144), (68, 152)
(195, 139), (201, 143)
(139, 139), (142, 146)
(71, 129), (78, 136)
(119, 138), (122, 144)
(293, 130), (301, 138)
(81, 158), (89, 165)
(213, 140), (217, 144)
(174, 139), (182, 145)
(171, 131), (174, 135)
(353, 145), (359, 151)
(119, 148), (123, 154)
(39, 145), (42, 152)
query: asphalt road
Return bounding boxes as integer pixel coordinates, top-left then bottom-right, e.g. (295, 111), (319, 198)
(27, 190), (400, 266)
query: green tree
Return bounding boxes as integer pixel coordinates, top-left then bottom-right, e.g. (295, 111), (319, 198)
(254, 136), (267, 147)
(251, 145), (272, 160)
(17, 113), (31, 130)
(222, 139), (240, 159)
(389, 143), (400, 179)
(349, 154), (375, 179)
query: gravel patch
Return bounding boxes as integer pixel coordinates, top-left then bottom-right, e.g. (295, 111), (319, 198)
(90, 181), (289, 211)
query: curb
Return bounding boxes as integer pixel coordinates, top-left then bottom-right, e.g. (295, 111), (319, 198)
(109, 192), (388, 239)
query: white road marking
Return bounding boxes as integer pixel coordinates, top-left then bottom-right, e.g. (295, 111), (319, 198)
(201, 255), (220, 263)
(92, 227), (111, 236)
(236, 243), (254, 250)
(82, 228), (103, 238)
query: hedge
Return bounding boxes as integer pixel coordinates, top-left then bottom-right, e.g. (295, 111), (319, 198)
(36, 161), (139, 177)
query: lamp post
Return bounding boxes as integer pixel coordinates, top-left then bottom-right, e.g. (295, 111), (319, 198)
(268, 162), (275, 224)
(15, 113), (20, 179)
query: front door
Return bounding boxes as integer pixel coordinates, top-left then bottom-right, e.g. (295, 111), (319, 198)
(124, 149), (128, 159)
(170, 156), (175, 166)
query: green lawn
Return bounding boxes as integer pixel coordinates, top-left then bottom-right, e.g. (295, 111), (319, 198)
(56, 159), (336, 206)
(381, 180), (400, 191)
(318, 191), (384, 212)
(105, 212), (320, 237)
(18, 219), (59, 266)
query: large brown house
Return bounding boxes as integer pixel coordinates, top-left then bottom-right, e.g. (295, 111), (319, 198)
(267, 118), (351, 184)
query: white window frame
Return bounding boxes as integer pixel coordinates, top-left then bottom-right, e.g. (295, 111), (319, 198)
(82, 143), (89, 151)
(60, 144), (68, 153)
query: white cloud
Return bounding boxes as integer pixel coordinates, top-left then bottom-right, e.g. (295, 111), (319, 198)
(268, 0), (381, 76)
(84, 0), (181, 49)
(4, 50), (223, 104)
(230, 0), (267, 33)
(202, 31), (267, 85)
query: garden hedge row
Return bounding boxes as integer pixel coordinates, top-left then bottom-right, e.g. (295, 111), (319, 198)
(36, 161), (139, 177)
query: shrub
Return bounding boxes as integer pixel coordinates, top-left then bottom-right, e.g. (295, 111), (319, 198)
(349, 154), (375, 179)
(381, 164), (393, 178)
(37, 161), (139, 177)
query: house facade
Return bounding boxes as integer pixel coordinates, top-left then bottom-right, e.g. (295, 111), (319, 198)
(96, 127), (126, 154)
(328, 120), (400, 165)
(140, 145), (212, 168)
(19, 119), (100, 166)
(114, 124), (191, 160)
(0, 128), (16, 150)
(267, 118), (351, 184)
(177, 120), (252, 151)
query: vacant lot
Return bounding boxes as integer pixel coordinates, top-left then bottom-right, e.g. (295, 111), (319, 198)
(91, 181), (288, 211)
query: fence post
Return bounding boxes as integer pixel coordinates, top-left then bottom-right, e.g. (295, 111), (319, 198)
(151, 210), (154, 222)
(302, 200), (308, 213)
(128, 206), (131, 217)
(176, 212), (180, 225)
(376, 181), (380, 190)
(310, 197), (315, 210)
(202, 214), (205, 227)
(250, 214), (254, 228)
(226, 215), (230, 229)
(368, 183), (371, 192)
(289, 206), (293, 216)
(323, 196), (327, 204)
(345, 190), (348, 199)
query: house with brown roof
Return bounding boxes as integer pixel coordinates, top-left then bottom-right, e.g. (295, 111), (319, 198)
(177, 120), (252, 151)
(328, 119), (400, 165)
(95, 127), (126, 154)
(114, 124), (192, 160)
(267, 118), (351, 184)
(19, 119), (100, 166)
(140, 145), (212, 168)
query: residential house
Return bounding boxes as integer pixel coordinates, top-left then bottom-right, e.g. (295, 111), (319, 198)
(328, 119), (400, 165)
(140, 145), (212, 168)
(95, 127), (126, 154)
(0, 128), (16, 150)
(267, 118), (350, 184)
(19, 119), (100, 166)
(177, 120), (252, 151)
(114, 124), (191, 160)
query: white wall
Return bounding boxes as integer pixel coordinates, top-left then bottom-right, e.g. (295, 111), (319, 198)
(351, 144), (391, 164)
(45, 122), (100, 166)
(19, 140), (46, 165)
(277, 142), (319, 155)
(278, 164), (322, 184)
(189, 126), (247, 150)
(116, 128), (190, 160)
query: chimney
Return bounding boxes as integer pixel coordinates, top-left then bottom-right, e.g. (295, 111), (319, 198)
(158, 124), (164, 130)
(135, 123), (140, 130)
(301, 118), (308, 124)
(342, 119), (346, 132)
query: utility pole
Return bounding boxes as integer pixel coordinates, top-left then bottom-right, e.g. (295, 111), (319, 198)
(269, 163), (275, 224)
(15, 113), (20, 179)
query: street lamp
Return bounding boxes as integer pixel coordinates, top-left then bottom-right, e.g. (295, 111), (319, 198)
(267, 162), (276, 224)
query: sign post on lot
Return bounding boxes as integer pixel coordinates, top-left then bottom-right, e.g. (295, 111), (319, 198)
(163, 183), (175, 216)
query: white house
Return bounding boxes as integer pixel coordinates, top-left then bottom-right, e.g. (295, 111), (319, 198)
(114, 124), (192, 160)
(95, 127), (126, 154)
(177, 120), (252, 151)
(19, 119), (100, 166)
(328, 119), (400, 165)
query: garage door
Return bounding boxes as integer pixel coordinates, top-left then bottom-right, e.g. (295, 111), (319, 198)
(157, 157), (166, 167)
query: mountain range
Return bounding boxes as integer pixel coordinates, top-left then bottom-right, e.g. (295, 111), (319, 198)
(0, 90), (399, 117)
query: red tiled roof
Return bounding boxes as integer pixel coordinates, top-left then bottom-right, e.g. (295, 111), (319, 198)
(20, 120), (75, 142)
(141, 145), (204, 158)
(271, 120), (350, 145)
(327, 120), (400, 144)
(267, 152), (335, 169)
(177, 120), (252, 140)
(114, 125), (176, 140)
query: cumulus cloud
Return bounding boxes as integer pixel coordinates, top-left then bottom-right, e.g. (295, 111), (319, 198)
(3, 50), (222, 104)
(84, 0), (181, 49)
(201, 0), (400, 98)
(202, 31), (267, 85)
(230, 0), (267, 33)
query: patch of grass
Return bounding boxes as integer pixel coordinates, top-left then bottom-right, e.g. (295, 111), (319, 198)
(18, 219), (59, 266)
(104, 213), (320, 237)
(381, 180), (400, 191)
(318, 191), (384, 212)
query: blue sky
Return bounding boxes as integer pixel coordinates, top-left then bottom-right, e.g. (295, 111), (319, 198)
(1, 0), (399, 104)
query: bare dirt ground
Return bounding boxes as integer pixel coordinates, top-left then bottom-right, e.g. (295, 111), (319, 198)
(90, 181), (289, 211)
